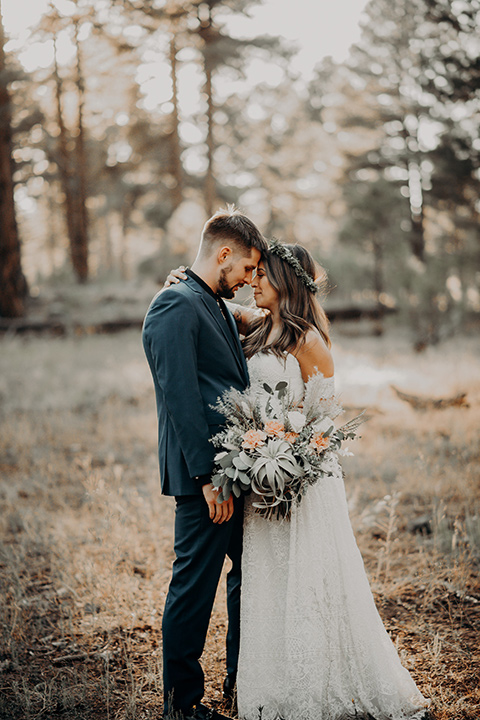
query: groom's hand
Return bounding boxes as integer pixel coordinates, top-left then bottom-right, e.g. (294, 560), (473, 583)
(202, 483), (234, 524)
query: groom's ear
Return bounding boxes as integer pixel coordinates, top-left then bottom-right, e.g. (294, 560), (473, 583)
(217, 245), (233, 264)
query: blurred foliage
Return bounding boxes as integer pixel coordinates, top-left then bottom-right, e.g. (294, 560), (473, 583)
(336, 0), (480, 347)
(0, 5), (28, 316)
(0, 0), (478, 346)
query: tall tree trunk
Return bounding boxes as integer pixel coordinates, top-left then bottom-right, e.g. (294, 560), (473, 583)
(402, 123), (425, 262)
(410, 207), (425, 262)
(72, 19), (89, 282)
(0, 0), (27, 317)
(120, 196), (132, 280)
(53, 37), (78, 275)
(203, 60), (215, 217)
(372, 234), (385, 335)
(198, 4), (216, 216)
(46, 189), (59, 274)
(169, 30), (183, 210)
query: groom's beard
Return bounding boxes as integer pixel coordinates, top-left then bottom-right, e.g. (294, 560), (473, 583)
(217, 267), (240, 299)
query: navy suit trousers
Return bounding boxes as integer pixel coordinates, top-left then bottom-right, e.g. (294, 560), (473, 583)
(162, 493), (244, 713)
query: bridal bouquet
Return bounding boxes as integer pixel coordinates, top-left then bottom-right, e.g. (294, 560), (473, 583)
(209, 375), (365, 520)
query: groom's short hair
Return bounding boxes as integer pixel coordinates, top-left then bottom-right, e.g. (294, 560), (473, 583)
(201, 207), (267, 256)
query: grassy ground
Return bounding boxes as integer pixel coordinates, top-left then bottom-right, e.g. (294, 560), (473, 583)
(0, 327), (479, 719)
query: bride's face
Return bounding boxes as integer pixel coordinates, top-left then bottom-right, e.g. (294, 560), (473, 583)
(251, 262), (279, 312)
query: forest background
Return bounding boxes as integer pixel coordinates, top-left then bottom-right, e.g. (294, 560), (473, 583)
(0, 1), (479, 719)
(0, 0), (479, 348)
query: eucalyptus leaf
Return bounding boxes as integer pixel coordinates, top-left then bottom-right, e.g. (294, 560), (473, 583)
(232, 483), (241, 498)
(233, 455), (250, 471)
(219, 450), (238, 469)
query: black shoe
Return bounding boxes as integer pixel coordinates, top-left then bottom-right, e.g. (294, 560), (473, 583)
(184, 703), (230, 720)
(222, 674), (236, 701)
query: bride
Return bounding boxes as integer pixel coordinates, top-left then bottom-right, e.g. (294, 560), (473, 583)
(166, 242), (430, 720)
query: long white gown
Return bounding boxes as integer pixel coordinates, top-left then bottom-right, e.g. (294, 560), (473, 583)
(236, 352), (430, 720)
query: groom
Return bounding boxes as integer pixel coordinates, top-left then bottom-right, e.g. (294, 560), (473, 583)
(142, 208), (267, 720)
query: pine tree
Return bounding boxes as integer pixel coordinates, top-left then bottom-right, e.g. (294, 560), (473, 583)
(338, 0), (480, 346)
(36, 5), (91, 281)
(107, 0), (189, 216)
(0, 0), (27, 317)
(71, 16), (89, 282)
(192, 0), (287, 214)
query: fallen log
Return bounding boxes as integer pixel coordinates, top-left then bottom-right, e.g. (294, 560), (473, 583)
(325, 302), (397, 322)
(391, 385), (470, 410)
(0, 303), (396, 337)
(0, 317), (143, 336)
(0, 317), (68, 336)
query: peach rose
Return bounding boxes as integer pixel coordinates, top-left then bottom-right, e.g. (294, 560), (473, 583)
(264, 420), (285, 438)
(284, 431), (300, 444)
(309, 432), (330, 453)
(242, 429), (267, 449)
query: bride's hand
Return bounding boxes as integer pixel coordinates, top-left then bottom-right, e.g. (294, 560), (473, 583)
(163, 266), (187, 288)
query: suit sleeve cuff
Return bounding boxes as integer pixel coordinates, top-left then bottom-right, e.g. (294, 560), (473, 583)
(194, 473), (212, 486)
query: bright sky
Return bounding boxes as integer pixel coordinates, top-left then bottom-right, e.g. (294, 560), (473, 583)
(2, 0), (370, 179)
(224, 0), (369, 74)
(2, 0), (369, 78)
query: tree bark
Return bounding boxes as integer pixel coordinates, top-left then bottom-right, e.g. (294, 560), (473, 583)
(372, 235), (385, 335)
(72, 19), (89, 282)
(203, 60), (215, 217)
(0, 0), (27, 317)
(169, 30), (184, 209)
(53, 36), (78, 274)
(410, 207), (425, 262)
(401, 123), (425, 262)
(372, 236), (384, 307)
(198, 5), (216, 216)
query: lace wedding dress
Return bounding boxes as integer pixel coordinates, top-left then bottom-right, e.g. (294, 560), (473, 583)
(236, 352), (430, 720)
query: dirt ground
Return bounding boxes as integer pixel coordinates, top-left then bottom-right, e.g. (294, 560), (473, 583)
(0, 327), (479, 719)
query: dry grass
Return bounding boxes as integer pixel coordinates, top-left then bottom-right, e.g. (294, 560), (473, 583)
(0, 328), (479, 719)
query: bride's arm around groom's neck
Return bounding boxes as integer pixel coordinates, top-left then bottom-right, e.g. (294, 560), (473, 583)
(224, 301), (262, 336)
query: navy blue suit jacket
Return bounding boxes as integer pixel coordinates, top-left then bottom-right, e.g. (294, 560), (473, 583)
(142, 276), (249, 496)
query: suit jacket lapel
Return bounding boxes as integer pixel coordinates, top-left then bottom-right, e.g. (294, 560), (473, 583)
(193, 303), (243, 385)
(185, 276), (248, 382)
(201, 293), (248, 378)
(224, 305), (249, 380)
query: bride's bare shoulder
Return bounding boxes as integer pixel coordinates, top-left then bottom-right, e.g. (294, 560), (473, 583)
(294, 329), (334, 381)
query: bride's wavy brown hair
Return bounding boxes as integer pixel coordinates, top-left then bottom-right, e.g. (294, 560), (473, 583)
(243, 244), (331, 360)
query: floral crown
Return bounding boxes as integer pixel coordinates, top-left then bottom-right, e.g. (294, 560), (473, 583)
(268, 238), (319, 294)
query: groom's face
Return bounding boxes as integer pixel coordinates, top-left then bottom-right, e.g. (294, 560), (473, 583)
(217, 247), (261, 299)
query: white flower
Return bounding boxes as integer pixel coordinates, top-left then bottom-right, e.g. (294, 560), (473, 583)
(287, 410), (307, 433)
(269, 397), (282, 417)
(337, 446), (354, 457)
(312, 417), (334, 434)
(260, 396), (282, 422)
(318, 453), (337, 474)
